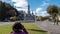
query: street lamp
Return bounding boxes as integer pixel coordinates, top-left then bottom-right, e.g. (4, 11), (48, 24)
(51, 9), (52, 19)
(51, 9), (52, 16)
(35, 9), (36, 23)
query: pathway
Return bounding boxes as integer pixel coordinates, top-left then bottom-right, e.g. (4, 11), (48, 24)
(0, 22), (15, 25)
(35, 20), (60, 34)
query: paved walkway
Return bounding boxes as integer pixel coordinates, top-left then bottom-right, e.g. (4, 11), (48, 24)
(35, 20), (60, 34)
(0, 22), (15, 25)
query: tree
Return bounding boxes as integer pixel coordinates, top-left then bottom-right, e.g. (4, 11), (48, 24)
(46, 5), (58, 19)
(0, 1), (18, 21)
(58, 7), (60, 14)
(17, 10), (24, 20)
(0, 1), (8, 20)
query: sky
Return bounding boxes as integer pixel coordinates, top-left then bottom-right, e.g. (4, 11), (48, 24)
(2, 0), (60, 16)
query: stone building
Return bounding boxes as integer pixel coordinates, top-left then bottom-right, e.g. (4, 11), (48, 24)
(24, 4), (35, 21)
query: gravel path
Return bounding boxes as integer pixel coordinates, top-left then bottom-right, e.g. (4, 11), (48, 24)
(0, 22), (15, 25)
(35, 20), (60, 34)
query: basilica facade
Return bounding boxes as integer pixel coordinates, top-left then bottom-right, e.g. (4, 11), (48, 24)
(24, 4), (35, 21)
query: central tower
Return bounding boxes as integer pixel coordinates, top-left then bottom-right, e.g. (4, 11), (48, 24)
(28, 4), (30, 15)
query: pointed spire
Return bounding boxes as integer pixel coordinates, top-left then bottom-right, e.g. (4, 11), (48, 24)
(28, 4), (30, 14)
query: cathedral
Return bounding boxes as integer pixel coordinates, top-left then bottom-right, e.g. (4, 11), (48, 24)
(24, 4), (35, 21)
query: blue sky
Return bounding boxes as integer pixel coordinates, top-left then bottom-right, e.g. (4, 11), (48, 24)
(2, 0), (60, 16)
(28, 0), (60, 10)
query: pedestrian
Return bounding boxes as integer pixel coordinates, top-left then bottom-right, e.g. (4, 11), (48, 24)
(55, 17), (58, 25)
(54, 16), (58, 25)
(10, 22), (28, 34)
(54, 18), (56, 25)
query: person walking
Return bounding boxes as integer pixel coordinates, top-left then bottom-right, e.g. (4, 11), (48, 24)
(54, 16), (58, 25)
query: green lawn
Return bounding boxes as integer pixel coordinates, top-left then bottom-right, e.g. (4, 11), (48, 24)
(0, 23), (47, 34)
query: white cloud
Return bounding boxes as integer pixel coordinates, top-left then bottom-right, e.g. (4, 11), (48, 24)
(11, 0), (17, 2)
(11, 0), (28, 12)
(38, 0), (50, 16)
(36, 8), (42, 13)
(14, 0), (28, 7)
(41, 11), (49, 16)
(35, 8), (49, 16)
(16, 8), (28, 13)
(30, 11), (36, 15)
(41, 1), (49, 7)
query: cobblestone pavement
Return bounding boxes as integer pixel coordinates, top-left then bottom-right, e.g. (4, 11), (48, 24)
(35, 20), (60, 34)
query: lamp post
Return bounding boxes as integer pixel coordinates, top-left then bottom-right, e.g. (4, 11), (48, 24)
(35, 9), (36, 23)
(51, 9), (52, 20)
(24, 11), (26, 22)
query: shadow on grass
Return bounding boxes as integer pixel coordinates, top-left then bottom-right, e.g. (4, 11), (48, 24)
(28, 29), (47, 32)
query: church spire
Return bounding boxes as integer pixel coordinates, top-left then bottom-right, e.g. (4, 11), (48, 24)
(28, 4), (30, 14)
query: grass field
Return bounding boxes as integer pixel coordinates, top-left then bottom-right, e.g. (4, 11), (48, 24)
(0, 23), (47, 34)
